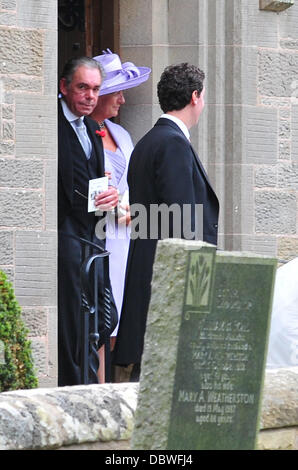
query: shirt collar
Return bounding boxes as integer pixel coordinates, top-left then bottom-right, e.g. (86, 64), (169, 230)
(60, 98), (84, 124)
(160, 113), (190, 141)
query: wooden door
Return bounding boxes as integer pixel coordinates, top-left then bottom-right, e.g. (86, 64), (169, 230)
(58, 0), (119, 77)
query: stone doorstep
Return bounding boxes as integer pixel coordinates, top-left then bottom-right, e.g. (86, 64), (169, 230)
(0, 368), (297, 450)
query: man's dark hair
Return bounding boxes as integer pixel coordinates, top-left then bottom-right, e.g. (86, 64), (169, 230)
(59, 56), (105, 87)
(157, 63), (205, 113)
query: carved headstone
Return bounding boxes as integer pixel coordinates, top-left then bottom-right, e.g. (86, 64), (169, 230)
(131, 239), (277, 450)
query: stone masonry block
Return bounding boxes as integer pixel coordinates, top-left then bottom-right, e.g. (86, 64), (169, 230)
(293, 105), (298, 161)
(2, 121), (13, 140)
(16, 95), (57, 159)
(278, 163), (298, 188)
(280, 39), (298, 49)
(255, 166), (277, 188)
(261, 368), (298, 429)
(279, 119), (291, 139)
(2, 105), (13, 120)
(279, 0), (298, 39)
(120, 0), (153, 45)
(244, 0), (278, 47)
(15, 230), (56, 307)
(43, 29), (57, 96)
(1, 0), (17, 9)
(45, 159), (57, 230)
(0, 11), (15, 26)
(0, 189), (42, 227)
(21, 307), (48, 337)
(277, 237), (298, 262)
(2, 76), (42, 93)
(258, 427), (298, 451)
(279, 140), (291, 160)
(30, 337), (48, 377)
(0, 231), (13, 265)
(0, 28), (42, 75)
(169, 0), (198, 45)
(239, 234), (277, 257)
(245, 107), (278, 164)
(255, 190), (296, 234)
(259, 50), (298, 97)
(16, 0), (57, 29)
(0, 141), (14, 156)
(0, 158), (43, 188)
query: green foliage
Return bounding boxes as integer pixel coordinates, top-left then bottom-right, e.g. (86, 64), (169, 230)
(0, 270), (38, 392)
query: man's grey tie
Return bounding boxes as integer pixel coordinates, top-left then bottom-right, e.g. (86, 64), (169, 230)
(74, 118), (92, 159)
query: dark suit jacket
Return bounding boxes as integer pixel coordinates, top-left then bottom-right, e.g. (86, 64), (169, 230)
(58, 100), (105, 228)
(113, 117), (219, 366)
(58, 100), (117, 386)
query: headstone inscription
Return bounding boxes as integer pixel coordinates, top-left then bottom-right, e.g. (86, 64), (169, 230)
(131, 239), (277, 450)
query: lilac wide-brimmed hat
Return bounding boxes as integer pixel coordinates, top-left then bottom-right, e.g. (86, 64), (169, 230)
(93, 49), (151, 96)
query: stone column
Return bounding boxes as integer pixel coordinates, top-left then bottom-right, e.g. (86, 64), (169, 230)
(0, 0), (57, 386)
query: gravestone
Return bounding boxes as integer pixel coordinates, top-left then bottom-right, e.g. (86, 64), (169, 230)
(131, 239), (277, 450)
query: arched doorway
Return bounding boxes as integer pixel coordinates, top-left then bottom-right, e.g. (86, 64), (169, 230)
(58, 0), (119, 78)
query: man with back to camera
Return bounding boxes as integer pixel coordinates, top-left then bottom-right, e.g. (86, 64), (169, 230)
(112, 62), (220, 381)
(58, 57), (118, 386)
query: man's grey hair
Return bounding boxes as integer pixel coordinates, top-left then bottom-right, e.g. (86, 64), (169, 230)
(60, 56), (105, 87)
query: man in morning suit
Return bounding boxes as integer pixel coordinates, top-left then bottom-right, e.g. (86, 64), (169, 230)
(58, 57), (118, 386)
(113, 63), (219, 380)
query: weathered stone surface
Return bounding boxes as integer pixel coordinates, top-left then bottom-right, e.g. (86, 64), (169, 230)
(2, 120), (14, 140)
(0, 189), (42, 227)
(22, 308), (48, 337)
(278, 163), (298, 188)
(245, 107), (278, 164)
(292, 105), (298, 161)
(0, 141), (14, 155)
(0, 231), (13, 265)
(261, 368), (298, 429)
(0, 28), (43, 75)
(258, 427), (298, 450)
(279, 140), (291, 160)
(277, 237), (298, 262)
(0, 158), (43, 188)
(15, 95), (57, 159)
(2, 105), (13, 120)
(0, 368), (297, 450)
(0, 383), (138, 450)
(1, 0), (17, 9)
(2, 76), (42, 93)
(15, 231), (56, 307)
(255, 166), (277, 188)
(255, 191), (296, 234)
(259, 51), (298, 97)
(30, 337), (48, 376)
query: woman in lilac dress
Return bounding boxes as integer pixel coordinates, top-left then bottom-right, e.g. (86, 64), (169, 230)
(90, 50), (150, 381)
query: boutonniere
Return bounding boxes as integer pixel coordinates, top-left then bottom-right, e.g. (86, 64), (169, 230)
(95, 122), (106, 138)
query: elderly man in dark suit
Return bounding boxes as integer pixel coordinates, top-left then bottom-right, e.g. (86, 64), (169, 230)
(58, 57), (118, 386)
(113, 63), (219, 381)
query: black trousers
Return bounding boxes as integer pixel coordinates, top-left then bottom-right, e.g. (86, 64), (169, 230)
(58, 217), (117, 386)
